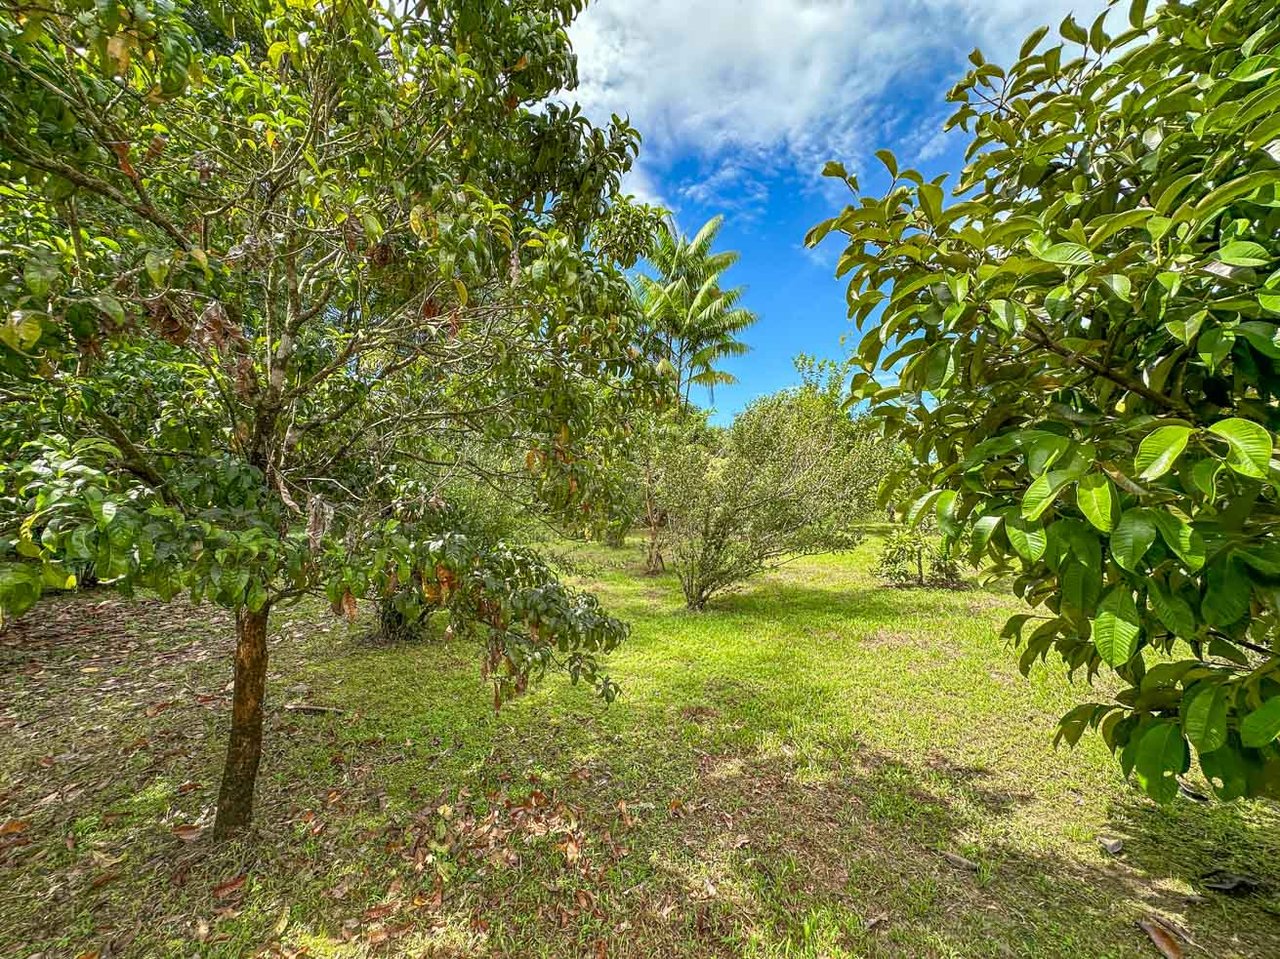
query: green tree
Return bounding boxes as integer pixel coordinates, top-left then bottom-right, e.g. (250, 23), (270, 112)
(812, 0), (1280, 799)
(661, 383), (881, 609)
(0, 0), (661, 835)
(638, 215), (757, 406)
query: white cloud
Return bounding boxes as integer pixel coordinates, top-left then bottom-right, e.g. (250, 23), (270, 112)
(570, 0), (1108, 206)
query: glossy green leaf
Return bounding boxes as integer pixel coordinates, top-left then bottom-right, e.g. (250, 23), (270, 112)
(1110, 509), (1156, 572)
(1134, 721), (1186, 803)
(1181, 682), (1228, 753)
(1240, 696), (1280, 748)
(1076, 473), (1114, 531)
(1092, 587), (1141, 667)
(1207, 418), (1273, 478)
(1134, 425), (1191, 480)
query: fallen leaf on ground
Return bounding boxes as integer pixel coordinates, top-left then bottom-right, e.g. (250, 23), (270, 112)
(172, 824), (203, 842)
(1137, 916), (1184, 958)
(0, 819), (30, 836)
(212, 874), (247, 899)
(942, 851), (979, 871)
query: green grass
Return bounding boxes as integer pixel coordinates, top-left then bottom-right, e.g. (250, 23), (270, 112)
(1, 537), (1278, 957)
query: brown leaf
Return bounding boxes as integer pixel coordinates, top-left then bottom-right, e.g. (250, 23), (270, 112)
(942, 851), (979, 871)
(0, 819), (30, 836)
(212, 873), (247, 899)
(361, 903), (396, 922)
(340, 589), (358, 623)
(172, 824), (203, 843)
(91, 870), (119, 889)
(1138, 917), (1184, 959)
(145, 700), (175, 718)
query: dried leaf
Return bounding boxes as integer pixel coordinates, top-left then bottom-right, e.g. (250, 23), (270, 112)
(1138, 917), (1184, 959)
(171, 824), (203, 842)
(212, 873), (247, 899)
(942, 851), (979, 871)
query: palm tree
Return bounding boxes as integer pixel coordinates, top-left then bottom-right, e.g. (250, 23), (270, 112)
(638, 215), (757, 407)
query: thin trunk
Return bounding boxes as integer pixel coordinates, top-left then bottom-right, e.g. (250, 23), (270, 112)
(214, 602), (271, 838)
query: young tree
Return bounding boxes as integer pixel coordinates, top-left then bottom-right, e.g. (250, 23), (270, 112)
(661, 384), (882, 609)
(0, 0), (661, 835)
(812, 0), (1280, 798)
(638, 215), (757, 407)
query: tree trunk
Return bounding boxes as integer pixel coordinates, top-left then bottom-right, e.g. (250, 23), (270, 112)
(214, 602), (271, 838)
(645, 523), (665, 575)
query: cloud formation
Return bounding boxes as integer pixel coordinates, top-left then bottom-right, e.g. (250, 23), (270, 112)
(569, 0), (1107, 205)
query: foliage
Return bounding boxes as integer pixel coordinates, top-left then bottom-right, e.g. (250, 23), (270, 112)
(0, 0), (661, 832)
(876, 523), (965, 589)
(661, 385), (881, 609)
(812, 0), (1280, 799)
(637, 215), (757, 407)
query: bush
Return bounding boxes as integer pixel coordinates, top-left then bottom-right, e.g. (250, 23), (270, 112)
(876, 526), (965, 589)
(661, 386), (883, 609)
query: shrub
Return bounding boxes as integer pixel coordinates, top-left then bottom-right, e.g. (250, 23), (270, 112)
(662, 386), (882, 609)
(876, 526), (965, 589)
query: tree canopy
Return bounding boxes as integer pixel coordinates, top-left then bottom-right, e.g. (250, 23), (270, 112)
(813, 0), (1280, 800)
(0, 0), (666, 833)
(638, 215), (757, 407)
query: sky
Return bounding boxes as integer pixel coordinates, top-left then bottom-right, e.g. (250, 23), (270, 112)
(566, 0), (1107, 421)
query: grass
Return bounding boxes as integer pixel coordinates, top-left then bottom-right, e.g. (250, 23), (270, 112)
(1, 535), (1278, 957)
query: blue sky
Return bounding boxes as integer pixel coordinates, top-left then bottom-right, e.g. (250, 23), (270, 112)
(568, 0), (1105, 420)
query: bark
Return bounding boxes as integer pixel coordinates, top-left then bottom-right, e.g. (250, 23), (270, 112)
(214, 602), (271, 838)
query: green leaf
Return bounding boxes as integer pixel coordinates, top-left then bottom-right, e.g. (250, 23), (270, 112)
(1207, 418), (1273, 479)
(1059, 14), (1088, 44)
(1181, 683), (1228, 753)
(1216, 241), (1271, 267)
(1037, 242), (1094, 267)
(1202, 558), (1251, 628)
(1111, 509), (1156, 572)
(1135, 425), (1191, 479)
(1240, 696), (1280, 748)
(1229, 55), (1280, 83)
(1076, 473), (1114, 531)
(1007, 515), (1047, 562)
(1092, 587), (1141, 667)
(23, 251), (59, 298)
(1128, 0), (1148, 28)
(1152, 513), (1205, 571)
(1134, 721), (1186, 803)
(1200, 745), (1248, 800)
(1020, 25), (1050, 58)
(1022, 471), (1068, 520)
(1147, 579), (1196, 639)
(874, 149), (898, 179)
(89, 294), (125, 325)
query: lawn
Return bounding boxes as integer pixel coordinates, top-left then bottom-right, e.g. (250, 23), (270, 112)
(2, 536), (1277, 958)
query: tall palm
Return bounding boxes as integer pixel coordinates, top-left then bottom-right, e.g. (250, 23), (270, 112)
(638, 215), (757, 407)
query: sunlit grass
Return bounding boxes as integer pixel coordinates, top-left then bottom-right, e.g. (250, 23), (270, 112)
(1, 535), (1277, 957)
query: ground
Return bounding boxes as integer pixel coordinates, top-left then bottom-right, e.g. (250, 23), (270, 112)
(1, 537), (1278, 958)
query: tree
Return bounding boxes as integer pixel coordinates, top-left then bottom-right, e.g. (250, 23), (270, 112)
(0, 0), (662, 835)
(812, 0), (1280, 799)
(661, 383), (881, 609)
(638, 215), (757, 407)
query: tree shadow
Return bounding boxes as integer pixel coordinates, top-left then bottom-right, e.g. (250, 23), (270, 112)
(3, 588), (1279, 958)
